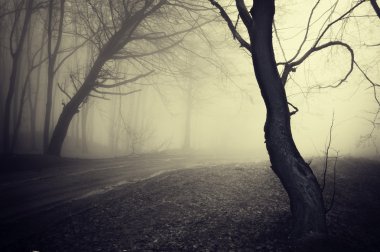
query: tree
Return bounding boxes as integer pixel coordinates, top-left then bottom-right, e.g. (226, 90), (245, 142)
(43, 0), (65, 153)
(245, 0), (327, 239)
(210, 0), (379, 242)
(27, 26), (47, 151)
(47, 0), (210, 156)
(209, 0), (328, 240)
(2, 0), (34, 154)
(11, 22), (47, 152)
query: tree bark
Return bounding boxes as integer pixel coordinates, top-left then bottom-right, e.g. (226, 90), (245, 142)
(248, 0), (327, 239)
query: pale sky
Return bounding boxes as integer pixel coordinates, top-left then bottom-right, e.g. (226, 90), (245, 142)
(55, 0), (380, 160)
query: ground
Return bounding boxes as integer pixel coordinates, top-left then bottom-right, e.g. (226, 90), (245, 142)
(1, 154), (380, 251)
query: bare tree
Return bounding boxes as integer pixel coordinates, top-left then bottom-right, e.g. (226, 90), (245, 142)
(209, 0), (324, 240)
(11, 22), (48, 152)
(2, 0), (34, 154)
(47, 0), (211, 156)
(27, 26), (47, 150)
(209, 0), (376, 240)
(42, 0), (65, 153)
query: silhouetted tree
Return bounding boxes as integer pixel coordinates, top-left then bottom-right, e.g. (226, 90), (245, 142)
(11, 23), (47, 152)
(47, 0), (210, 156)
(3, 0), (34, 154)
(43, 0), (65, 153)
(210, 0), (377, 242)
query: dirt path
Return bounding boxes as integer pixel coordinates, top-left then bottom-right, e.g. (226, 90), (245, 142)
(1, 155), (205, 222)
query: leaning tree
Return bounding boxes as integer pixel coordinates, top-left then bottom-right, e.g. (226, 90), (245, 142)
(209, 0), (379, 241)
(46, 0), (212, 155)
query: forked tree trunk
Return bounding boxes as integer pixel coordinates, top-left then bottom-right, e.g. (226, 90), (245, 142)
(249, 0), (326, 239)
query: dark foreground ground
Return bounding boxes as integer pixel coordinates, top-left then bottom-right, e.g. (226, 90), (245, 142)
(1, 155), (380, 251)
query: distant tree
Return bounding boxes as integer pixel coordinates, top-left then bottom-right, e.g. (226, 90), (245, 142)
(27, 26), (47, 150)
(2, 0), (34, 154)
(43, 0), (65, 153)
(11, 22), (48, 152)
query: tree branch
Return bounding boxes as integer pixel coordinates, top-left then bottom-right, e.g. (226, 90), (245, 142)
(209, 0), (251, 51)
(96, 71), (154, 88)
(288, 101), (299, 116)
(113, 38), (183, 60)
(289, 41), (354, 89)
(370, 0), (380, 18)
(235, 0), (253, 29)
(92, 88), (142, 96)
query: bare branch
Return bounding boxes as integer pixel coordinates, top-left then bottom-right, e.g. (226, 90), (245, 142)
(57, 82), (72, 100)
(370, 0), (380, 18)
(322, 111), (335, 192)
(289, 41), (354, 89)
(235, 0), (252, 29)
(314, 0), (365, 47)
(96, 71), (154, 89)
(288, 102), (299, 116)
(354, 61), (380, 106)
(92, 88), (142, 96)
(54, 36), (94, 74)
(209, 0), (251, 51)
(113, 38), (183, 60)
(287, 0), (321, 63)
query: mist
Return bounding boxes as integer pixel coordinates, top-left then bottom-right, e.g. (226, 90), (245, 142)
(1, 0), (380, 250)
(0, 1), (379, 161)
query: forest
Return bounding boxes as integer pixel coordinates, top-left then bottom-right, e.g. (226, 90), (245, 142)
(1, 0), (380, 251)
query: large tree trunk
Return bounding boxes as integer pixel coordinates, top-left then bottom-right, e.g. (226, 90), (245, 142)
(249, 0), (326, 239)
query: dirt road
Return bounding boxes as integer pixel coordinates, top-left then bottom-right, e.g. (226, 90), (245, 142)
(0, 153), (250, 249)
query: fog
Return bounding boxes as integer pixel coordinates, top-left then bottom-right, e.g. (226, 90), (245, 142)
(1, 0), (379, 160)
